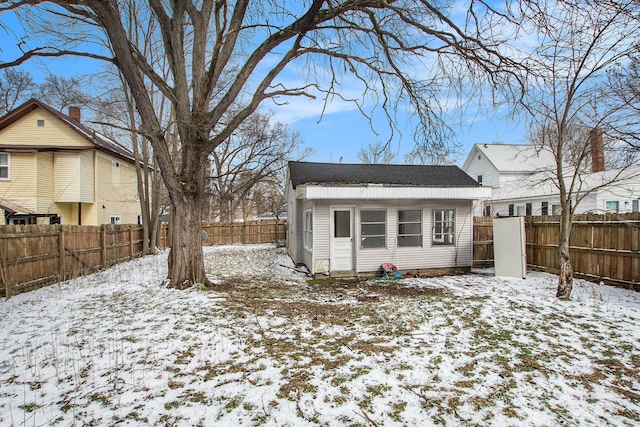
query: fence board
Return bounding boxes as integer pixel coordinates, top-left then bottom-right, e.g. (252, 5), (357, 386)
(473, 214), (640, 290)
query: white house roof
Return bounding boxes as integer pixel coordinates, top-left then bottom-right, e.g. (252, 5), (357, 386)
(490, 164), (640, 201)
(462, 144), (557, 173)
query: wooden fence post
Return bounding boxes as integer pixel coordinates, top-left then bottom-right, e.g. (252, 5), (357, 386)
(58, 226), (65, 283)
(129, 227), (134, 260)
(101, 225), (107, 268)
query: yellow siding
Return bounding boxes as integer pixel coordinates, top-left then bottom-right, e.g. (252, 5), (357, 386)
(53, 152), (81, 202)
(36, 152), (54, 214)
(0, 108), (93, 148)
(80, 150), (95, 202)
(96, 153), (140, 224)
(53, 202), (74, 224)
(0, 152), (36, 210)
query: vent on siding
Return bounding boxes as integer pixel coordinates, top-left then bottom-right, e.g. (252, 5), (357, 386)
(37, 119), (45, 127)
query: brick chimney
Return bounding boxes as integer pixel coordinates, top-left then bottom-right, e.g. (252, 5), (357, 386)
(590, 128), (604, 173)
(68, 106), (81, 123)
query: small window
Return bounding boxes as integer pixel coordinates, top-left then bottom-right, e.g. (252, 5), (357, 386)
(137, 214), (143, 225)
(361, 209), (386, 249)
(303, 210), (313, 251)
(484, 205), (491, 217)
(541, 201), (549, 216)
(0, 153), (9, 180)
(477, 175), (483, 185)
(432, 209), (455, 245)
(398, 209), (422, 247)
(110, 215), (122, 224)
(10, 218), (28, 225)
(334, 210), (350, 238)
(112, 160), (120, 168)
(508, 204), (514, 216)
(633, 199), (639, 213)
(37, 119), (45, 127)
(605, 201), (619, 213)
(526, 203), (532, 216)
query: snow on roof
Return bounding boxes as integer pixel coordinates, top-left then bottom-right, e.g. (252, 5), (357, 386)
(465, 144), (558, 173)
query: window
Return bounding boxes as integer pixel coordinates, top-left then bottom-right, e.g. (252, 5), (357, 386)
(334, 210), (350, 238)
(36, 119), (45, 127)
(633, 199), (640, 213)
(10, 218), (28, 225)
(606, 201), (619, 213)
(360, 209), (386, 249)
(508, 204), (514, 216)
(0, 153), (9, 180)
(477, 175), (483, 185)
(432, 209), (455, 245)
(541, 201), (549, 216)
(137, 214), (143, 225)
(484, 205), (491, 217)
(526, 203), (532, 216)
(398, 209), (422, 247)
(303, 210), (313, 251)
(110, 215), (122, 224)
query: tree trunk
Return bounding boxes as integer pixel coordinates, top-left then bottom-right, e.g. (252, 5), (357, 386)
(556, 210), (573, 299)
(167, 189), (211, 289)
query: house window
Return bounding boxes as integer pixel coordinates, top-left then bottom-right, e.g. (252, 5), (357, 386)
(37, 119), (45, 127)
(334, 210), (350, 238)
(110, 215), (122, 224)
(526, 203), (532, 216)
(0, 153), (9, 180)
(432, 209), (455, 246)
(633, 199), (640, 213)
(137, 214), (143, 225)
(477, 175), (483, 185)
(49, 216), (62, 225)
(398, 209), (422, 247)
(508, 204), (514, 216)
(605, 201), (619, 213)
(10, 218), (28, 225)
(360, 209), (386, 249)
(303, 210), (313, 251)
(541, 201), (549, 216)
(484, 205), (491, 217)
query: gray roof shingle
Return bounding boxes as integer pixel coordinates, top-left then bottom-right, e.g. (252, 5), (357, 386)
(289, 161), (479, 188)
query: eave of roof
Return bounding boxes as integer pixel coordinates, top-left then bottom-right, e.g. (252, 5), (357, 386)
(0, 99), (135, 164)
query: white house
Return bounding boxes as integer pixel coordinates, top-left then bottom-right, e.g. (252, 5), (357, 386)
(462, 140), (640, 216)
(286, 161), (491, 277)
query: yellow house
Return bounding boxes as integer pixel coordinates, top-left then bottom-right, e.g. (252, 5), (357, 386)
(0, 99), (141, 225)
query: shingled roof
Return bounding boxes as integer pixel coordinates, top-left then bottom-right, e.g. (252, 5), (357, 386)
(0, 99), (135, 163)
(288, 161), (480, 188)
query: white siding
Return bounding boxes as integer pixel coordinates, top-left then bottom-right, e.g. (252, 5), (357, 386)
(463, 148), (501, 188)
(295, 198), (474, 274)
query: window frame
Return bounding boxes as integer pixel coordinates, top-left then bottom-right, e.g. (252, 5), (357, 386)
(303, 209), (313, 252)
(432, 209), (455, 246)
(605, 200), (620, 213)
(398, 209), (422, 247)
(0, 153), (9, 180)
(360, 209), (386, 249)
(109, 215), (122, 225)
(541, 201), (549, 216)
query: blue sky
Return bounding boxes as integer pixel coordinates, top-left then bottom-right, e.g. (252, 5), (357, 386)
(0, 7), (528, 167)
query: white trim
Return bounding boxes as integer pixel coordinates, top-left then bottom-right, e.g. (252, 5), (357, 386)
(330, 206), (355, 271)
(0, 153), (10, 180)
(300, 185), (491, 200)
(109, 215), (122, 224)
(303, 209), (313, 252)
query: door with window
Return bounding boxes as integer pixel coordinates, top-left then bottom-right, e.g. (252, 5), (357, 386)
(330, 208), (354, 271)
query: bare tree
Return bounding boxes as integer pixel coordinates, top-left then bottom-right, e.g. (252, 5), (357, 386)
(0, 69), (34, 114)
(520, 0), (640, 299)
(357, 141), (396, 164)
(35, 74), (94, 111)
(211, 111), (309, 222)
(2, 0), (521, 288)
(604, 55), (640, 152)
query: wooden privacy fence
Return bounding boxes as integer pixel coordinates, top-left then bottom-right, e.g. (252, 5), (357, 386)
(1, 224), (146, 298)
(200, 220), (286, 245)
(1, 220), (286, 298)
(473, 213), (640, 289)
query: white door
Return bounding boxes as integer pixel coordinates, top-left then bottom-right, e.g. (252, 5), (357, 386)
(331, 208), (354, 271)
(493, 217), (527, 279)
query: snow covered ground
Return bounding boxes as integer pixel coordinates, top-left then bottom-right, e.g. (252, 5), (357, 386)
(1, 244), (639, 426)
